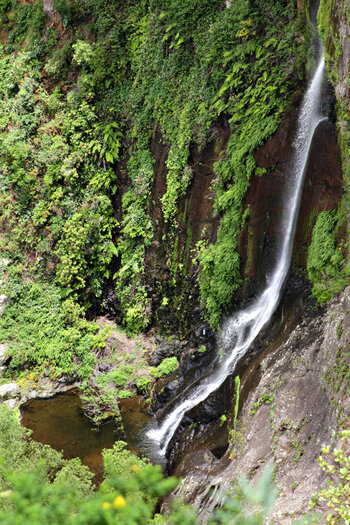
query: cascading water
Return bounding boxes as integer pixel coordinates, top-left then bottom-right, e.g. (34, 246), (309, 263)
(146, 49), (326, 460)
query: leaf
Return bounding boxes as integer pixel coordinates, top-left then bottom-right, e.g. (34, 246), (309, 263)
(264, 37), (277, 48)
(109, 242), (119, 257)
(105, 151), (114, 163)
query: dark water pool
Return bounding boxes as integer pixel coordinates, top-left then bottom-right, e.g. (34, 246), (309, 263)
(20, 390), (154, 484)
(20, 390), (122, 484)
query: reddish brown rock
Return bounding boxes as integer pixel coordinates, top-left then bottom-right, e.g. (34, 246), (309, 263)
(238, 98), (343, 289)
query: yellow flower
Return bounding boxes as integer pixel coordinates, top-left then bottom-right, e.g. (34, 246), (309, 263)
(101, 502), (112, 510)
(132, 464), (140, 472)
(113, 495), (126, 509)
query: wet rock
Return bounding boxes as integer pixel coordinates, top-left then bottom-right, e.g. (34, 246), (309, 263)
(152, 343), (219, 415)
(238, 92), (342, 294)
(166, 286), (350, 523)
(153, 378), (181, 409)
(43, 0), (55, 20)
(166, 418), (228, 477)
(42, 0), (64, 32)
(149, 338), (187, 366)
(189, 322), (216, 349)
(1, 374), (81, 410)
(144, 123), (230, 333)
(162, 448), (218, 513)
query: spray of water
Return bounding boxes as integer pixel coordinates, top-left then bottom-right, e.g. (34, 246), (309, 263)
(146, 52), (325, 459)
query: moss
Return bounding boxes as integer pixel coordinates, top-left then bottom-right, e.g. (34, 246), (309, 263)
(249, 393), (275, 416)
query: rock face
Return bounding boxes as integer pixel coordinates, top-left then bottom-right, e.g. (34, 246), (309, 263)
(43, 0), (64, 33)
(144, 123), (230, 333)
(165, 286), (350, 523)
(325, 0), (350, 104)
(143, 83), (343, 328)
(0, 376), (80, 411)
(238, 93), (342, 296)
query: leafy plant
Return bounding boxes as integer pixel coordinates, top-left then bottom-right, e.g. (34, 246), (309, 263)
(307, 210), (348, 303)
(0, 278), (99, 379)
(151, 357), (179, 378)
(310, 430), (350, 523)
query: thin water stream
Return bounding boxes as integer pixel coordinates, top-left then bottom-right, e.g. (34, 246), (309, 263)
(145, 50), (326, 461)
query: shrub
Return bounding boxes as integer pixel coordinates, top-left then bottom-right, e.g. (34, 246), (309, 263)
(151, 357), (179, 378)
(0, 278), (99, 379)
(307, 210), (348, 303)
(110, 366), (133, 387)
(310, 430), (350, 523)
(135, 376), (151, 395)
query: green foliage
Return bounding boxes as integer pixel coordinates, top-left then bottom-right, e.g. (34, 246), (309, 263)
(135, 376), (151, 395)
(0, 403), (94, 514)
(117, 389), (135, 399)
(317, 0), (341, 82)
(0, 0), (308, 334)
(250, 393), (275, 416)
(0, 411), (180, 524)
(45, 40), (73, 79)
(310, 430), (350, 524)
(307, 210), (348, 303)
(55, 195), (117, 298)
(219, 414), (227, 426)
(110, 366), (133, 388)
(317, 5), (350, 307)
(0, 41), (118, 313)
(151, 357), (179, 378)
(0, 277), (99, 379)
(0, 409), (322, 524)
(229, 375), (241, 444)
(195, 0), (308, 329)
(114, 150), (154, 333)
(53, 0), (91, 30)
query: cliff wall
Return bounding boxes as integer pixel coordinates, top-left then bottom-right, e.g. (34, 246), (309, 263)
(160, 2), (350, 519)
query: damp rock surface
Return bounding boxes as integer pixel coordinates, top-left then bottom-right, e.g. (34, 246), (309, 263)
(165, 286), (350, 523)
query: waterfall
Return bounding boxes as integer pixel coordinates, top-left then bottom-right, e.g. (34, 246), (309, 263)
(146, 51), (326, 459)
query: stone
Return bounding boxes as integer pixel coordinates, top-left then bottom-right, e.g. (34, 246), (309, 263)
(4, 399), (18, 409)
(0, 343), (9, 366)
(0, 382), (20, 401)
(166, 285), (350, 522)
(0, 294), (10, 315)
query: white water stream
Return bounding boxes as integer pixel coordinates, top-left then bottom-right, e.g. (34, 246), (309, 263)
(146, 52), (326, 458)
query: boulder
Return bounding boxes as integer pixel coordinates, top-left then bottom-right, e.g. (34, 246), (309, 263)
(0, 294), (9, 316)
(4, 399), (18, 409)
(0, 343), (9, 366)
(0, 383), (20, 401)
